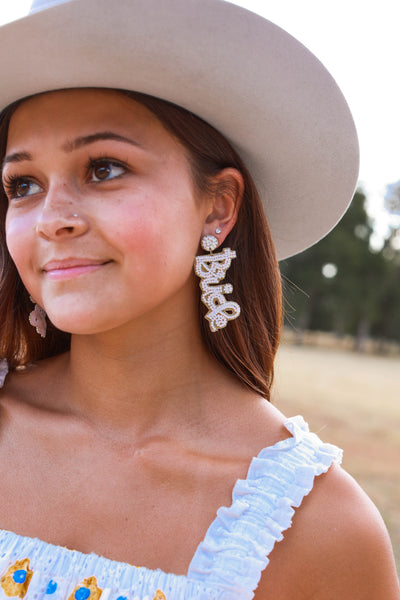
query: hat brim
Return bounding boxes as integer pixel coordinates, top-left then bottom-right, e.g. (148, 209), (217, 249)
(0, 0), (359, 260)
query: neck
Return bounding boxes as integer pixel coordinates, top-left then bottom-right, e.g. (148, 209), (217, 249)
(62, 302), (238, 439)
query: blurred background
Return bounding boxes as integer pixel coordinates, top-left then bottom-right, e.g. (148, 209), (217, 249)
(275, 187), (400, 575)
(1, 0), (399, 579)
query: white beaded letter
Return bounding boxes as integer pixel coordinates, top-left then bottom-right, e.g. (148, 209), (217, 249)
(194, 246), (241, 332)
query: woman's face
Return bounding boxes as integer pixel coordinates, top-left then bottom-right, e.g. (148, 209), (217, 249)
(3, 89), (211, 334)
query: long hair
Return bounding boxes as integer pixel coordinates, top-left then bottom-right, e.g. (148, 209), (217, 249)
(0, 90), (282, 399)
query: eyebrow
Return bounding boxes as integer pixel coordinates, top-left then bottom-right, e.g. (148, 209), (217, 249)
(2, 131), (143, 169)
(62, 131), (143, 152)
(2, 151), (33, 168)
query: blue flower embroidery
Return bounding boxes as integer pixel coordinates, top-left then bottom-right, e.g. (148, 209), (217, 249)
(46, 581), (58, 595)
(12, 571), (27, 584)
(74, 587), (91, 600)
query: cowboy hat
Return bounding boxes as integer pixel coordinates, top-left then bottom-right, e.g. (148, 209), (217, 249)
(0, 0), (359, 260)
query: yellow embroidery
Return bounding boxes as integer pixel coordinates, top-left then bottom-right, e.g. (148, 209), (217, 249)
(0, 559), (33, 598)
(68, 576), (102, 600)
(152, 591), (166, 600)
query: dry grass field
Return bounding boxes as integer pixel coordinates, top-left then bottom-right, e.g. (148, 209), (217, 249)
(272, 342), (400, 577)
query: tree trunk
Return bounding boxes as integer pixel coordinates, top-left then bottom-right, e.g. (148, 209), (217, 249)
(354, 317), (370, 352)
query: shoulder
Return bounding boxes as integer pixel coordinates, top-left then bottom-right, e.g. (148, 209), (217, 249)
(0, 354), (69, 409)
(255, 463), (400, 599)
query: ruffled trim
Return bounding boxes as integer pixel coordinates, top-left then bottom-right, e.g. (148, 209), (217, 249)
(187, 416), (342, 600)
(0, 360), (8, 389)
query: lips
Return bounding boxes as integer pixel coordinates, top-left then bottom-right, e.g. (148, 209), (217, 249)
(42, 258), (111, 280)
(43, 258), (108, 271)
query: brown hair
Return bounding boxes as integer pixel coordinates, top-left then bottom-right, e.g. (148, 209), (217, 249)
(0, 90), (282, 400)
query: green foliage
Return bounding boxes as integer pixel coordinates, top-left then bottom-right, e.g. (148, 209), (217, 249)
(280, 189), (400, 348)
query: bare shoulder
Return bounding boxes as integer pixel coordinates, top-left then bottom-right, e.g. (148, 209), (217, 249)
(0, 353), (69, 412)
(255, 464), (400, 600)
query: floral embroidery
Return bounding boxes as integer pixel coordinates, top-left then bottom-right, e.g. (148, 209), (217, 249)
(152, 591), (166, 600)
(0, 559), (33, 598)
(45, 581), (58, 595)
(68, 577), (102, 600)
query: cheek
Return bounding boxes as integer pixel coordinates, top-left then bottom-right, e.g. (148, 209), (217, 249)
(102, 192), (202, 264)
(106, 211), (181, 280)
(99, 198), (158, 254)
(103, 202), (202, 303)
(5, 210), (42, 303)
(5, 211), (34, 272)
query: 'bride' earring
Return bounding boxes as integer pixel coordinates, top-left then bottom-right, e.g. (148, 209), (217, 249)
(28, 296), (47, 338)
(194, 234), (241, 332)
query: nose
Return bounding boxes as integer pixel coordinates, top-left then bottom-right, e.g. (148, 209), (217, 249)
(36, 184), (89, 240)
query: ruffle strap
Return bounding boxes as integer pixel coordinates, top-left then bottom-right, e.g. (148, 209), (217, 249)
(0, 360), (8, 389)
(187, 416), (342, 600)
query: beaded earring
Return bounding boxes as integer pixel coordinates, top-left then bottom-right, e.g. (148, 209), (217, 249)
(194, 234), (241, 332)
(28, 296), (47, 338)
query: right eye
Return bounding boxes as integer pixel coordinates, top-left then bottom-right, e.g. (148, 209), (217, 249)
(2, 176), (43, 199)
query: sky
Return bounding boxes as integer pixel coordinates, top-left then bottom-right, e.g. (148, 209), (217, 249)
(1, 0), (399, 241)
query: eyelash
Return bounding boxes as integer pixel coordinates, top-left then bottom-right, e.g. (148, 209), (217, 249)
(2, 156), (129, 200)
(86, 156), (129, 181)
(2, 173), (31, 199)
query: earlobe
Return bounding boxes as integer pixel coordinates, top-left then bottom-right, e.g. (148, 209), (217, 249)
(203, 168), (244, 243)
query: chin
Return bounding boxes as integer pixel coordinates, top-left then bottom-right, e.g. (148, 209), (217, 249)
(47, 311), (116, 336)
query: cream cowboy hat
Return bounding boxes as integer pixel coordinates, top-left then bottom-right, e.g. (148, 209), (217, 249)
(0, 0), (359, 260)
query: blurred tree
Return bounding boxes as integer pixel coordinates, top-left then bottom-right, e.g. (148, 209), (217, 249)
(280, 189), (400, 350)
(385, 180), (400, 215)
(370, 228), (400, 347)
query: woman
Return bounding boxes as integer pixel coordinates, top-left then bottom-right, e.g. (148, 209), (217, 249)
(0, 1), (398, 599)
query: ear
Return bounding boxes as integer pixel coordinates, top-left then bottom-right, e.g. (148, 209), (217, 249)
(202, 168), (244, 244)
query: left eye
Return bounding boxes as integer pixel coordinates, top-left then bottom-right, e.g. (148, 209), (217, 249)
(89, 160), (126, 182)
